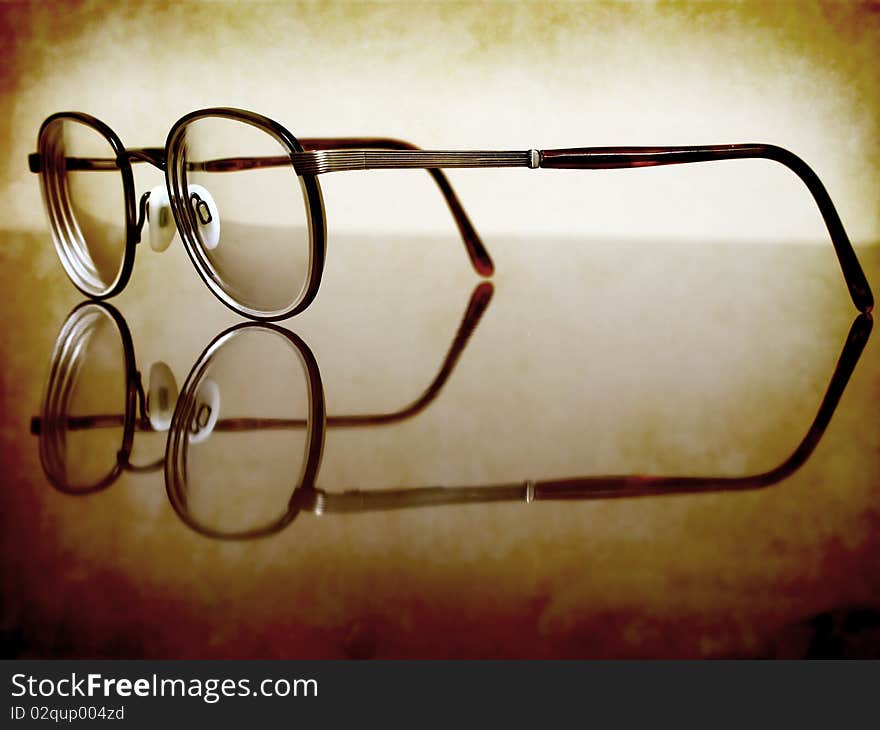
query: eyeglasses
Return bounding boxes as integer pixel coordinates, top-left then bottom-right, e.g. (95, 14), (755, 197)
(171, 310), (874, 538)
(30, 108), (874, 319)
(31, 282), (492, 503)
(34, 295), (873, 539)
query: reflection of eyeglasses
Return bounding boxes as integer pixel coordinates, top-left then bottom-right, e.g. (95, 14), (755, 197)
(38, 296), (871, 539)
(165, 310), (871, 539)
(31, 282), (492, 498)
(30, 108), (874, 320)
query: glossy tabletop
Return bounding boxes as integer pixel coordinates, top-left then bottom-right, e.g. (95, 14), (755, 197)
(2, 225), (877, 657)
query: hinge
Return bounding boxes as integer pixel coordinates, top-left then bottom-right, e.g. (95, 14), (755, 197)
(28, 153), (42, 173)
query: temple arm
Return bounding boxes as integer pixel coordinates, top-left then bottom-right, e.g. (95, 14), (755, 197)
(532, 311), (871, 499)
(324, 280), (492, 427)
(306, 311), (871, 514)
(538, 144), (873, 313)
(286, 143), (872, 313)
(28, 148), (166, 171)
(30, 414), (313, 435)
(299, 138), (492, 275)
(30, 281), (493, 435)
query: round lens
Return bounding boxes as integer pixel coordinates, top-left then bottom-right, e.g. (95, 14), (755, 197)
(166, 327), (322, 538)
(170, 116), (315, 317)
(39, 304), (129, 493)
(39, 117), (127, 295)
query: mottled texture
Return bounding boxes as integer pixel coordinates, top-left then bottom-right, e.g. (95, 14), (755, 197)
(1, 1), (879, 658)
(3, 231), (879, 658)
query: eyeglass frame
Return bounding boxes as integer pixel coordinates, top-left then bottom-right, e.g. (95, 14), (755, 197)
(174, 307), (872, 538)
(32, 281), (493, 500)
(33, 296), (873, 538)
(30, 107), (875, 320)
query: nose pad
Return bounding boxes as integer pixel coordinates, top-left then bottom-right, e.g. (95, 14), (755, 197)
(146, 361), (179, 432)
(188, 378), (220, 445)
(146, 186), (176, 253)
(186, 184), (221, 251)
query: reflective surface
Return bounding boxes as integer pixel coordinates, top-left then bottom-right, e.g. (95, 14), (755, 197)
(2, 224), (878, 657)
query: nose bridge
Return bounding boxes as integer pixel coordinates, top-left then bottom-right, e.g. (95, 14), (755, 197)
(137, 185), (176, 252)
(126, 147), (166, 170)
(127, 147), (171, 249)
(136, 182), (220, 253)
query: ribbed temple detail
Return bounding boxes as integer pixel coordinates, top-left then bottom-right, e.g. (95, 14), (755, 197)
(291, 149), (533, 175)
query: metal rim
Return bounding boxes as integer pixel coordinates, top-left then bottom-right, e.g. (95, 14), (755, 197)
(38, 301), (138, 495)
(36, 112), (137, 299)
(164, 322), (326, 539)
(164, 108), (326, 321)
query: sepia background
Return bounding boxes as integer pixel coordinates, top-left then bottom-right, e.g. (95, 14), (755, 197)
(1, 0), (878, 657)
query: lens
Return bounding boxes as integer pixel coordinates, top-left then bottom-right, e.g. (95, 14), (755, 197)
(39, 304), (128, 493)
(166, 327), (320, 538)
(39, 118), (127, 295)
(171, 116), (314, 317)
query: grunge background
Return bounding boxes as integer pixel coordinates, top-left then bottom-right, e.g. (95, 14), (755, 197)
(1, 1), (878, 658)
